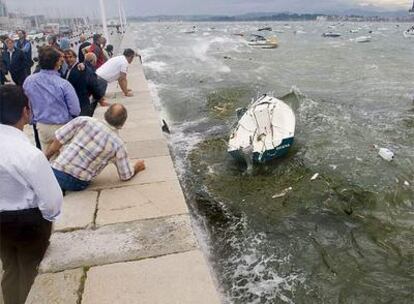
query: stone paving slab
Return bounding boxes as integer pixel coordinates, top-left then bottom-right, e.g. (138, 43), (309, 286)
(90, 156), (178, 190)
(106, 91), (154, 105)
(123, 117), (161, 130)
(119, 124), (163, 143)
(97, 180), (189, 226)
(54, 191), (98, 232)
(82, 250), (221, 304)
(40, 214), (197, 273)
(26, 268), (84, 304)
(126, 139), (170, 159)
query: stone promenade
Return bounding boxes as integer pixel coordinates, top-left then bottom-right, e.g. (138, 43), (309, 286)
(22, 35), (221, 304)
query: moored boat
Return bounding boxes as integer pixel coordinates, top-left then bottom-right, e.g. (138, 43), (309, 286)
(322, 32), (341, 38)
(248, 34), (278, 49)
(355, 36), (372, 43)
(403, 27), (414, 38)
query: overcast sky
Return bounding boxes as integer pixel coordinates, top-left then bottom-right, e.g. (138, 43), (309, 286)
(4, 0), (413, 17)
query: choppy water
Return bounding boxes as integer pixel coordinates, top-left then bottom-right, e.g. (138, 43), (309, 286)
(131, 21), (414, 303)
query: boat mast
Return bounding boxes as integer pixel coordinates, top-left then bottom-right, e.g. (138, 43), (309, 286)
(121, 0), (127, 30)
(118, 0), (124, 33)
(99, 0), (110, 43)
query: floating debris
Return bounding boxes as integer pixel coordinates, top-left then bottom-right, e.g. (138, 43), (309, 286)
(378, 148), (394, 162)
(311, 173), (319, 181)
(272, 187), (293, 199)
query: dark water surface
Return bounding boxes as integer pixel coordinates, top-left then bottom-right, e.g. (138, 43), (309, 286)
(132, 21), (414, 303)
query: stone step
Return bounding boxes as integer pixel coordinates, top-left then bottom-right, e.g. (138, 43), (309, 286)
(40, 214), (197, 273)
(82, 250), (221, 304)
(97, 180), (189, 226)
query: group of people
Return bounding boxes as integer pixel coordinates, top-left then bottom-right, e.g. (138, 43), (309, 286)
(0, 30), (146, 304)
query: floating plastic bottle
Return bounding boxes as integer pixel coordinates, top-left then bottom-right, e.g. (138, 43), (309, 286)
(378, 148), (394, 161)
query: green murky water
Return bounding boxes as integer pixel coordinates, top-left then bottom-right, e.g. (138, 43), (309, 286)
(132, 21), (414, 303)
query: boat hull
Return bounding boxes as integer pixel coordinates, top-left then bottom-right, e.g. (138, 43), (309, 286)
(229, 137), (294, 164)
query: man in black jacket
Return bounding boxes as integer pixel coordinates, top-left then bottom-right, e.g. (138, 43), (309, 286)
(63, 49), (105, 116)
(15, 30), (33, 76)
(2, 38), (27, 86)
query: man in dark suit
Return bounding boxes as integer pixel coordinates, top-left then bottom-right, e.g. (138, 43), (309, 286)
(2, 38), (28, 86)
(63, 49), (105, 116)
(15, 30), (33, 76)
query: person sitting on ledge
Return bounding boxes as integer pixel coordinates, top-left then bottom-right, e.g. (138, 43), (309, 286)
(46, 103), (146, 192)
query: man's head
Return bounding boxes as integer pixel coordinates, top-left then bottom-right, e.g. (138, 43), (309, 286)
(0, 85), (30, 129)
(104, 104), (128, 129)
(17, 30), (26, 40)
(93, 33), (101, 44)
(38, 46), (63, 70)
(123, 48), (135, 64)
(80, 34), (86, 43)
(84, 52), (97, 66)
(5, 38), (14, 51)
(47, 35), (57, 46)
(64, 49), (77, 66)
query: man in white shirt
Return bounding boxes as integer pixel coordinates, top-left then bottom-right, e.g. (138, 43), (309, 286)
(0, 85), (63, 304)
(96, 48), (136, 97)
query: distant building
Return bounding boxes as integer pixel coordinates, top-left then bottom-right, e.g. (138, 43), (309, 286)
(0, 0), (9, 29)
(0, 0), (7, 17)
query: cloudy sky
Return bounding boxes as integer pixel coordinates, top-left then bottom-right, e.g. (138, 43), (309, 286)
(4, 0), (413, 17)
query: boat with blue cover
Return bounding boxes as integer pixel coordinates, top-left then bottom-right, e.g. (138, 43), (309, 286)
(228, 95), (295, 165)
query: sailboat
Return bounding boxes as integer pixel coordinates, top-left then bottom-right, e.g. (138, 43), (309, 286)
(228, 95), (295, 165)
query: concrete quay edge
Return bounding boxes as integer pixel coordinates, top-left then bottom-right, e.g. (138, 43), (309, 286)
(25, 33), (221, 304)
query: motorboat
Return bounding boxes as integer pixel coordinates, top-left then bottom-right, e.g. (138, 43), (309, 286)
(228, 95), (295, 165)
(403, 27), (414, 38)
(355, 36), (371, 43)
(182, 26), (197, 34)
(322, 32), (341, 38)
(248, 34), (278, 49)
(350, 29), (359, 33)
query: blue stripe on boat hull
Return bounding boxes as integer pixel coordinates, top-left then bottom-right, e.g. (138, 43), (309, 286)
(229, 137), (294, 164)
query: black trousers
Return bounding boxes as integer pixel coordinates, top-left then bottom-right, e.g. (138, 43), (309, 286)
(89, 77), (108, 117)
(0, 208), (52, 304)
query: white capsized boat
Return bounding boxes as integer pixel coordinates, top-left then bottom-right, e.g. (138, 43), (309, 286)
(228, 95), (295, 164)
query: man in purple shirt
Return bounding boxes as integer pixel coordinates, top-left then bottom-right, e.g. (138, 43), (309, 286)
(23, 46), (80, 151)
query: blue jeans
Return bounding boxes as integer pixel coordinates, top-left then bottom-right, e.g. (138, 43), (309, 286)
(52, 169), (90, 192)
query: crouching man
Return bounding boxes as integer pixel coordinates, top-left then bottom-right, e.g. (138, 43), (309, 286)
(0, 85), (63, 304)
(46, 104), (145, 192)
